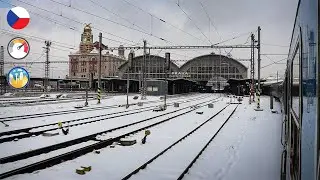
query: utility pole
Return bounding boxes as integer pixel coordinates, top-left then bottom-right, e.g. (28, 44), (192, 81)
(0, 46), (3, 95)
(277, 71), (279, 82)
(218, 49), (222, 91)
(141, 40), (147, 100)
(249, 35), (253, 104)
(44, 41), (51, 92)
(97, 32), (102, 104)
(0, 46), (4, 76)
(127, 52), (133, 108)
(139, 70), (142, 93)
(250, 34), (255, 102)
(165, 52), (170, 109)
(255, 26), (263, 111)
(257, 26), (261, 95)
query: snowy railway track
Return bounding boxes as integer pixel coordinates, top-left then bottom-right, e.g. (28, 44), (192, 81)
(0, 94), (209, 122)
(0, 95), (211, 143)
(0, 107), (153, 143)
(0, 96), (102, 107)
(121, 104), (238, 180)
(0, 97), (221, 179)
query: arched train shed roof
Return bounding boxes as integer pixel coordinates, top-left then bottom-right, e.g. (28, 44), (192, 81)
(118, 55), (180, 71)
(179, 54), (247, 71)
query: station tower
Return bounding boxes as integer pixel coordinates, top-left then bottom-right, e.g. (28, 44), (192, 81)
(79, 24), (94, 54)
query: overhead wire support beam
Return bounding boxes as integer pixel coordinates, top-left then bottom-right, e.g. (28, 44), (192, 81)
(4, 58), (252, 65)
(106, 45), (256, 50)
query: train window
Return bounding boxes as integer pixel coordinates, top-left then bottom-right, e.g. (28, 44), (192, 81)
(289, 37), (302, 179)
(291, 44), (300, 118)
(290, 120), (300, 179)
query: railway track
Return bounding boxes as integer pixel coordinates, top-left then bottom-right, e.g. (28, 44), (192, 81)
(0, 96), (104, 107)
(0, 97), (221, 179)
(121, 104), (238, 180)
(0, 92), (196, 105)
(0, 95), (213, 143)
(0, 93), (209, 122)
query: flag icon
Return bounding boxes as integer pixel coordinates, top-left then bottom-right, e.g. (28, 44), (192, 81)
(7, 7), (30, 30)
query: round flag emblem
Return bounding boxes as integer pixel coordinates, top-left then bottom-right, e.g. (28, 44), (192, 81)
(7, 37), (30, 60)
(7, 67), (30, 89)
(7, 7), (30, 30)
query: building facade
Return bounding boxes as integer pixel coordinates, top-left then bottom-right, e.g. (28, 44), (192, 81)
(118, 53), (248, 89)
(178, 54), (247, 89)
(68, 24), (126, 81)
(118, 54), (180, 80)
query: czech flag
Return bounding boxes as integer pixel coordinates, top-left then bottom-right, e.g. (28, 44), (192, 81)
(7, 7), (30, 30)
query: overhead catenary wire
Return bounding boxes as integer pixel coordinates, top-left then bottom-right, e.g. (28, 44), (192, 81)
(46, 0), (169, 43)
(2, 0), (140, 46)
(2, 0), (257, 63)
(261, 53), (288, 55)
(8, 52), (67, 60)
(87, 0), (146, 32)
(261, 57), (287, 69)
(0, 29), (76, 51)
(120, 0), (208, 44)
(87, 0), (202, 55)
(261, 43), (289, 47)
(196, 0), (254, 57)
(13, 0), (204, 53)
(2, 28), (194, 60)
(263, 54), (277, 64)
(196, 0), (221, 43)
(88, 0), (206, 55)
(212, 31), (253, 46)
(28, 52), (46, 68)
(0, 29), (74, 49)
(6, 0), (253, 55)
(176, 2), (212, 45)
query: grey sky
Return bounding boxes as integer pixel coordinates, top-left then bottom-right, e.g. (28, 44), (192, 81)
(0, 0), (298, 79)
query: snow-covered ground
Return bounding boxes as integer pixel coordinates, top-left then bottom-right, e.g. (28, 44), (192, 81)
(0, 97), (222, 174)
(0, 95), (217, 158)
(0, 95), (153, 118)
(0, 93), (203, 118)
(0, 94), (213, 157)
(0, 94), (210, 132)
(183, 97), (283, 180)
(0, 94), (283, 180)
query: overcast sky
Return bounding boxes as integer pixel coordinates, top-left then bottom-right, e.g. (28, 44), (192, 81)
(0, 0), (298, 79)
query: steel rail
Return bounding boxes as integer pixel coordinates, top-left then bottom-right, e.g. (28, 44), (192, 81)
(177, 104), (238, 180)
(121, 104), (235, 180)
(0, 98), (220, 179)
(0, 93), (206, 122)
(0, 95), (211, 143)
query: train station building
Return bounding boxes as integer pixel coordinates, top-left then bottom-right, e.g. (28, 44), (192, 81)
(118, 53), (248, 90)
(63, 24), (249, 94)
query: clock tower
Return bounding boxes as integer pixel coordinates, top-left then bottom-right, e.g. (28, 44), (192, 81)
(79, 24), (94, 53)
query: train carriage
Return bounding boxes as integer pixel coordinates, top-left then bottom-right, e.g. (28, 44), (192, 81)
(281, 0), (318, 179)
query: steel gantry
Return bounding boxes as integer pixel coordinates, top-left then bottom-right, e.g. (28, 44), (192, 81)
(103, 44), (257, 50)
(3, 26), (262, 109)
(3, 59), (251, 64)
